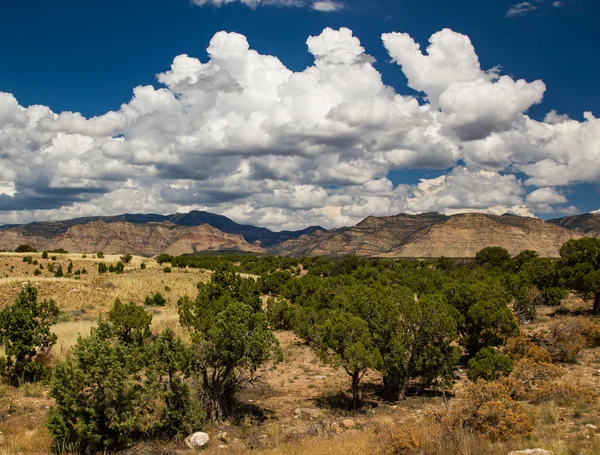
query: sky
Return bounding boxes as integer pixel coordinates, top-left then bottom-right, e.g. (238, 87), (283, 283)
(0, 0), (599, 231)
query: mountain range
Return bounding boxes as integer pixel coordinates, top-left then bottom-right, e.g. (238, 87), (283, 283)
(1, 211), (598, 258)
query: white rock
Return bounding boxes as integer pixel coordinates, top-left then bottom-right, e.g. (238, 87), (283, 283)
(185, 432), (210, 449)
(586, 424), (597, 430)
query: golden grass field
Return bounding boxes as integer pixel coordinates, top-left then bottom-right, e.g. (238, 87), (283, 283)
(0, 252), (599, 455)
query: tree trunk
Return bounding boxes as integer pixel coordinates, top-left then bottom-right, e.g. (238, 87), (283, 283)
(351, 370), (360, 410)
(594, 293), (600, 316)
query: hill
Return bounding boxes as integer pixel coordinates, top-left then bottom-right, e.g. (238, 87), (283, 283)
(0, 221), (265, 256)
(0, 210), (323, 247)
(271, 212), (583, 258)
(547, 213), (600, 237)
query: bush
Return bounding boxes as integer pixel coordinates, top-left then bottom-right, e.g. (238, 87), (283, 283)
(48, 329), (152, 452)
(120, 254), (132, 264)
(81, 268), (88, 275)
(42, 251), (48, 259)
(54, 265), (63, 278)
(468, 347), (513, 381)
(156, 254), (173, 265)
(475, 247), (511, 269)
(15, 245), (37, 253)
(34, 269), (41, 276)
(97, 252), (104, 258)
(505, 336), (551, 363)
(266, 298), (296, 330)
(530, 318), (600, 363)
(98, 262), (108, 274)
(163, 266), (172, 273)
(0, 284), (59, 385)
(436, 380), (532, 443)
(47, 263), (55, 273)
(23, 256), (33, 264)
(140, 263), (146, 270)
(145, 292), (167, 307)
(502, 358), (565, 401)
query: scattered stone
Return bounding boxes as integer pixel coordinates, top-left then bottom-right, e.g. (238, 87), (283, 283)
(185, 432), (210, 449)
(508, 449), (553, 455)
(341, 419), (356, 429)
(218, 445), (228, 449)
(215, 431), (229, 442)
(294, 407), (322, 419)
(314, 375), (326, 380)
(586, 424), (597, 430)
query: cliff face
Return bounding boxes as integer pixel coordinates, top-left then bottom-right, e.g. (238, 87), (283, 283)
(270, 213), (583, 258)
(547, 213), (600, 237)
(0, 221), (265, 257)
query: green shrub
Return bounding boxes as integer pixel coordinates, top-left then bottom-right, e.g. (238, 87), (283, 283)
(97, 252), (104, 258)
(0, 284), (59, 385)
(34, 269), (41, 276)
(145, 292), (167, 307)
(156, 254), (173, 265)
(266, 298), (296, 330)
(54, 265), (63, 278)
(47, 304), (202, 452)
(98, 262), (108, 274)
(42, 251), (48, 259)
(163, 266), (172, 273)
(468, 347), (514, 381)
(140, 263), (146, 270)
(15, 245), (37, 253)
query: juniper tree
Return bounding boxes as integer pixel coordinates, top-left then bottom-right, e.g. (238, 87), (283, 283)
(0, 283), (59, 385)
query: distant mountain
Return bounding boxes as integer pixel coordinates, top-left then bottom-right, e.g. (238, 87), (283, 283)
(270, 212), (584, 258)
(546, 213), (600, 237)
(0, 210), (324, 247)
(0, 221), (265, 257)
(2, 211), (595, 258)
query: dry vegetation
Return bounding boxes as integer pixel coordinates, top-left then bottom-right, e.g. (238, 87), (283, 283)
(0, 253), (599, 454)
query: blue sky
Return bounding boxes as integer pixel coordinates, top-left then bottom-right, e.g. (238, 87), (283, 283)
(0, 0), (598, 229)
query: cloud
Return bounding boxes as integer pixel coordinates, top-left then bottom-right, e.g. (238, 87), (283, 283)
(382, 29), (545, 140)
(312, 1), (344, 11)
(506, 2), (538, 17)
(190, 0), (343, 11)
(506, 0), (567, 17)
(0, 27), (597, 230)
